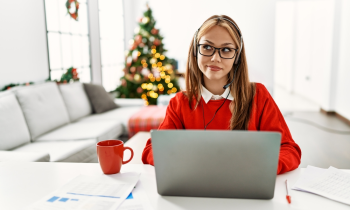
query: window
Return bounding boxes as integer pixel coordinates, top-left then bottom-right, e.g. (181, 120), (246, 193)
(99, 0), (125, 91)
(44, 0), (91, 82)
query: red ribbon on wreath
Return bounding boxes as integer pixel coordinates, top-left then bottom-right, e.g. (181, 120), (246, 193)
(66, 0), (80, 21)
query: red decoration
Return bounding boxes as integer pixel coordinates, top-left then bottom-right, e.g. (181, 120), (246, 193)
(135, 35), (142, 44)
(154, 39), (161, 46)
(121, 79), (127, 87)
(66, 0), (80, 21)
(151, 28), (158, 35)
(137, 87), (143, 93)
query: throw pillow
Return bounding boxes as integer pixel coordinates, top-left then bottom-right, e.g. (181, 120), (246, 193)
(83, 83), (118, 113)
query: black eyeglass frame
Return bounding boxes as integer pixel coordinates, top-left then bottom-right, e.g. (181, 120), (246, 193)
(197, 44), (238, 59)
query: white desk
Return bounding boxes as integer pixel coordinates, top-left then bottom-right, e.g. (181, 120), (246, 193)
(0, 162), (349, 210)
(124, 131), (150, 164)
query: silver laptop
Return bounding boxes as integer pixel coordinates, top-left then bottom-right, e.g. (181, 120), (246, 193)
(151, 130), (281, 199)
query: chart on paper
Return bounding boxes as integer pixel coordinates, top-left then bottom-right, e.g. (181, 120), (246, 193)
(26, 173), (140, 210)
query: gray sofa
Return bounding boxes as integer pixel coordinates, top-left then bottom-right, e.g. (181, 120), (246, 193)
(0, 82), (144, 162)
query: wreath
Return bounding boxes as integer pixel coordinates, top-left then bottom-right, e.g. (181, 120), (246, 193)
(66, 0), (80, 21)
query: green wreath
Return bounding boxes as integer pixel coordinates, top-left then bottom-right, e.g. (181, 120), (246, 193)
(66, 0), (79, 21)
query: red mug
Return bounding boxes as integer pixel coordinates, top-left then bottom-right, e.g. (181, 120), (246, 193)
(96, 140), (134, 174)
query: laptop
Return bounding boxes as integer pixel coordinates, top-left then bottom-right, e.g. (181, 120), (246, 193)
(151, 130), (281, 199)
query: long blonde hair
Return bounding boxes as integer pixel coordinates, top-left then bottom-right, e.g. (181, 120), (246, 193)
(185, 15), (255, 130)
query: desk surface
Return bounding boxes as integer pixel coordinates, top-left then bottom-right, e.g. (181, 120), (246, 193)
(0, 162), (349, 210)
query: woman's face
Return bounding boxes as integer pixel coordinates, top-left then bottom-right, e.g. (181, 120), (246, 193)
(197, 25), (237, 84)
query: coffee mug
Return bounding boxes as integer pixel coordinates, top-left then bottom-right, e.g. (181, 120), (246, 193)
(96, 140), (134, 174)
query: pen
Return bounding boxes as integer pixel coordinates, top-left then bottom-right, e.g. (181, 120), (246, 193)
(285, 179), (291, 204)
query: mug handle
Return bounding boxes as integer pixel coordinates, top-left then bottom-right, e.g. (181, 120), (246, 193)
(122, 147), (134, 164)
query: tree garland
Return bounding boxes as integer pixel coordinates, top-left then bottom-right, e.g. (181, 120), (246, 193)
(1, 82), (34, 91)
(66, 0), (80, 21)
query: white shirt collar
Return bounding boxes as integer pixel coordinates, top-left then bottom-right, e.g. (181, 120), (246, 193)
(201, 85), (234, 104)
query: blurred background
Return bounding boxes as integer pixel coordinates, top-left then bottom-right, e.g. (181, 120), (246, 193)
(1, 0), (349, 167)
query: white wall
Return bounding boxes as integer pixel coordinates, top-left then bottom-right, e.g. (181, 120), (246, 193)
(274, 1), (296, 92)
(274, 0), (350, 119)
(334, 0), (350, 119)
(123, 0), (277, 93)
(294, 0), (334, 107)
(0, 0), (49, 88)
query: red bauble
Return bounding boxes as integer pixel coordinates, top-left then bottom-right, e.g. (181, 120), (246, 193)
(135, 35), (142, 44)
(154, 39), (161, 46)
(151, 28), (158, 35)
(130, 43), (137, 50)
(137, 87), (143, 94)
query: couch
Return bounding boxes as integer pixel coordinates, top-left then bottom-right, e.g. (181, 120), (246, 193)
(0, 82), (144, 162)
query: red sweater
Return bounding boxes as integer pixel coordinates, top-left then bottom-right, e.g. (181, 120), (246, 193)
(142, 83), (301, 174)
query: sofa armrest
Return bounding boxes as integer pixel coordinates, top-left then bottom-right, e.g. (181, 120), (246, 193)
(114, 98), (145, 107)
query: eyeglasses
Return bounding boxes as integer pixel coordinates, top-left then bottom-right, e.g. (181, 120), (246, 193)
(198, 44), (237, 59)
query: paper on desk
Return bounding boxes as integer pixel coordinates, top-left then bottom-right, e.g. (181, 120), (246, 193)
(292, 165), (327, 193)
(293, 166), (350, 206)
(119, 183), (153, 210)
(26, 172), (140, 210)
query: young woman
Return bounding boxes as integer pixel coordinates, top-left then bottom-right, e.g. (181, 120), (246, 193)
(142, 15), (301, 174)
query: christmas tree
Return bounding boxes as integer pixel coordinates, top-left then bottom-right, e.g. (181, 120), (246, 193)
(115, 5), (180, 105)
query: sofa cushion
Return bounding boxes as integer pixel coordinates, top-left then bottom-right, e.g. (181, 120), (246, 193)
(83, 83), (118, 114)
(12, 139), (96, 162)
(0, 151), (50, 162)
(15, 82), (70, 140)
(59, 83), (92, 121)
(0, 92), (31, 150)
(77, 106), (142, 135)
(34, 121), (123, 142)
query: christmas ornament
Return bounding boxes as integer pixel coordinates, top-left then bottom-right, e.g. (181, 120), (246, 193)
(152, 68), (160, 78)
(142, 17), (150, 24)
(151, 28), (158, 35)
(132, 50), (139, 61)
(140, 29), (150, 38)
(154, 39), (161, 46)
(126, 56), (132, 66)
(149, 36), (155, 42)
(137, 87), (143, 93)
(142, 38), (147, 43)
(141, 68), (151, 76)
(139, 42), (145, 48)
(66, 0), (80, 21)
(121, 79), (127, 87)
(143, 46), (149, 54)
(150, 58), (157, 64)
(134, 74), (141, 82)
(135, 35), (142, 44)
(134, 26), (140, 33)
(130, 66), (136, 73)
(125, 74), (133, 81)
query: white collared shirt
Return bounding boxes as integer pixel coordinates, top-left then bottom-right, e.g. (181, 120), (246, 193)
(201, 85), (234, 104)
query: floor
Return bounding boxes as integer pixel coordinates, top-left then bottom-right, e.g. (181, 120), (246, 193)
(273, 85), (350, 169)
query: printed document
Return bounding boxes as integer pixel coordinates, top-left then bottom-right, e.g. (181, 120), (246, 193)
(26, 172), (140, 210)
(293, 166), (350, 205)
